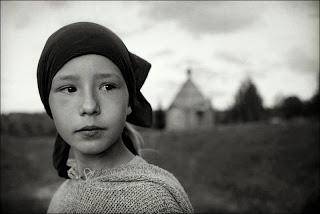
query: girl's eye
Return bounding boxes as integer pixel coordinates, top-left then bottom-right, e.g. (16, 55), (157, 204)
(60, 86), (77, 94)
(101, 84), (116, 91)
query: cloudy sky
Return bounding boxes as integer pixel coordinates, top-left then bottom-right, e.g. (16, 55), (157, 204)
(1, 1), (319, 113)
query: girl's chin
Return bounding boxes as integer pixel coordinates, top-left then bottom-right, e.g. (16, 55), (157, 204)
(73, 140), (113, 156)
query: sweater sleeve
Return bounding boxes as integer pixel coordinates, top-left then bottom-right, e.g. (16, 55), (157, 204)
(136, 182), (188, 214)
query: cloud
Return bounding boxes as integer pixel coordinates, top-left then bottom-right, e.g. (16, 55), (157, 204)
(149, 48), (174, 58)
(1, 2), (30, 29)
(284, 1), (319, 18)
(47, 1), (69, 9)
(118, 22), (154, 39)
(194, 65), (227, 78)
(305, 1), (319, 18)
(172, 57), (201, 70)
(215, 51), (248, 65)
(242, 68), (266, 79)
(2, 1), (73, 31)
(206, 88), (229, 98)
(141, 1), (262, 36)
(286, 48), (319, 73)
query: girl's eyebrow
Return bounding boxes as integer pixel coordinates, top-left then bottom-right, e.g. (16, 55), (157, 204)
(94, 73), (122, 80)
(55, 75), (80, 81)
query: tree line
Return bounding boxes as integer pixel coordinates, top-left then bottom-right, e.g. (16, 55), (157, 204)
(1, 113), (56, 137)
(214, 78), (319, 124)
(1, 76), (319, 135)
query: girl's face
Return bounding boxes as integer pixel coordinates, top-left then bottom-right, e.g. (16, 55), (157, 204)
(49, 54), (132, 155)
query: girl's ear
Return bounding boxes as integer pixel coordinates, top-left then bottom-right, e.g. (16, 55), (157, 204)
(127, 106), (132, 116)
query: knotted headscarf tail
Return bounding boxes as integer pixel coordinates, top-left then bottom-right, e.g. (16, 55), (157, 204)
(37, 22), (152, 178)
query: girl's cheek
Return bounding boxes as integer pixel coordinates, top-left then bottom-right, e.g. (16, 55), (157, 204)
(55, 96), (73, 106)
(50, 94), (76, 115)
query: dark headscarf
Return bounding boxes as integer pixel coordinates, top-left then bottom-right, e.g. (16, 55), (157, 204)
(37, 22), (152, 178)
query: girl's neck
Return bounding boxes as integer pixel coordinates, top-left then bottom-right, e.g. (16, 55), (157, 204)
(73, 138), (135, 174)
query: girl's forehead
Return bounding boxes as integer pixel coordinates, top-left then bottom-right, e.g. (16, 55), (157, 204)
(53, 54), (124, 80)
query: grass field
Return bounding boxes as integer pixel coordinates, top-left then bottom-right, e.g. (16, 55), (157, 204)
(1, 120), (319, 213)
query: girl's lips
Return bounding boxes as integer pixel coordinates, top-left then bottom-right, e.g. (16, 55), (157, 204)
(75, 126), (106, 139)
(75, 125), (106, 132)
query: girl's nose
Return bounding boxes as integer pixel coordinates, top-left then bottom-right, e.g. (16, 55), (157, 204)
(80, 91), (100, 116)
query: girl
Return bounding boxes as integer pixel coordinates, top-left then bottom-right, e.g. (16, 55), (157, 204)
(37, 22), (193, 213)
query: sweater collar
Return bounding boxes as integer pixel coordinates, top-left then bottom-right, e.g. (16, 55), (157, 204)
(66, 155), (141, 180)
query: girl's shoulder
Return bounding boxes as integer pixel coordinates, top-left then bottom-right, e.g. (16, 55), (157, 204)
(93, 155), (194, 213)
(94, 156), (183, 191)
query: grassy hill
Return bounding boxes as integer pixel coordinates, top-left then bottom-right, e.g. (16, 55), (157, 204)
(1, 120), (319, 213)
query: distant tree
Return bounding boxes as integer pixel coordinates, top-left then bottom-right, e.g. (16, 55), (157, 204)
(1, 112), (56, 136)
(214, 109), (232, 124)
(305, 71), (320, 119)
(305, 70), (319, 119)
(0, 115), (10, 134)
(279, 96), (304, 119)
(153, 106), (166, 130)
(266, 72), (319, 121)
(303, 92), (319, 119)
(230, 78), (264, 122)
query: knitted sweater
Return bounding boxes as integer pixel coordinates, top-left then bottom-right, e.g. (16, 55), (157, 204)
(47, 156), (193, 213)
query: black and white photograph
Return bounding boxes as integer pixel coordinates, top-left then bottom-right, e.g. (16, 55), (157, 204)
(1, 1), (319, 213)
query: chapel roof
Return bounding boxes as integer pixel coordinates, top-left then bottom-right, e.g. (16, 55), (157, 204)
(168, 69), (211, 110)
